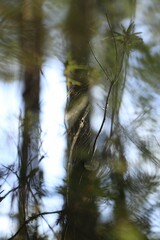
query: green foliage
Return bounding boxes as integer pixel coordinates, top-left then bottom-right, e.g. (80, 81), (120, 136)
(114, 22), (143, 54)
(1, 0), (160, 239)
(64, 58), (88, 87)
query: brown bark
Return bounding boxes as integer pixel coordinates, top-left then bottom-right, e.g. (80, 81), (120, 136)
(18, 1), (44, 238)
(60, 1), (100, 240)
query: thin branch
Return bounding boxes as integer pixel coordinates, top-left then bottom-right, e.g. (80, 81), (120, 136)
(90, 47), (125, 160)
(105, 11), (118, 67)
(8, 210), (63, 240)
(91, 80), (115, 159)
(0, 186), (19, 202)
(89, 12), (126, 160)
(40, 214), (55, 236)
(118, 123), (160, 166)
(89, 42), (110, 80)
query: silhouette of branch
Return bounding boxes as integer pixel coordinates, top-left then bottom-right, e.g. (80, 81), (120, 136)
(89, 12), (126, 160)
(105, 10), (118, 67)
(91, 80), (114, 159)
(89, 42), (110, 80)
(8, 210), (63, 240)
(0, 186), (19, 202)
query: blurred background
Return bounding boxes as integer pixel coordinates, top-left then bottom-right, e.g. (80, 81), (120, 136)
(0, 0), (160, 239)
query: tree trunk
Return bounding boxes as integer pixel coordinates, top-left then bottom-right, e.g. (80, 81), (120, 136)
(60, 1), (100, 239)
(18, 1), (44, 239)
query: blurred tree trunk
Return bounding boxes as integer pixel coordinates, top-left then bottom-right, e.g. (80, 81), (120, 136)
(60, 1), (100, 239)
(18, 0), (44, 239)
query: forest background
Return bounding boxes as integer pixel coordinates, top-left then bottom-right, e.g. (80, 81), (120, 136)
(0, 0), (160, 239)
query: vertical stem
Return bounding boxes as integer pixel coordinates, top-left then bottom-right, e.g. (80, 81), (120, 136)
(18, 1), (43, 238)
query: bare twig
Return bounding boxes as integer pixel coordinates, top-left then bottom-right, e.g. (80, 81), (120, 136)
(8, 210), (63, 240)
(89, 42), (110, 80)
(0, 186), (19, 202)
(91, 80), (114, 159)
(89, 11), (126, 160)
(105, 11), (118, 67)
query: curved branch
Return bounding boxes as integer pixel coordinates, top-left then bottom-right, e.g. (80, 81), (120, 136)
(91, 80), (115, 159)
(8, 210), (63, 240)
